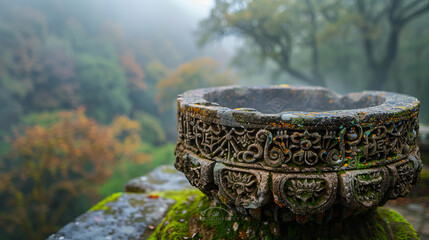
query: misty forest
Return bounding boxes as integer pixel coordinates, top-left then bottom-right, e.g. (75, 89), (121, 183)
(0, 0), (428, 239)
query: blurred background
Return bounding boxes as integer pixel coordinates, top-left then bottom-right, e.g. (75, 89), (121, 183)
(0, 0), (428, 239)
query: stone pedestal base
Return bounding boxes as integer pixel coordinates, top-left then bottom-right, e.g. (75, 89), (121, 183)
(149, 190), (420, 240)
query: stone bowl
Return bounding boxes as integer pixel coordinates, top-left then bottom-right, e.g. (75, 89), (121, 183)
(174, 85), (422, 223)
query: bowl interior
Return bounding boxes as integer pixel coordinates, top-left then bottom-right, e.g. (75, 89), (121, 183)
(203, 87), (385, 114)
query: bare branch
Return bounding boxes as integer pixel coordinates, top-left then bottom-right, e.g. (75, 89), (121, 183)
(400, 2), (429, 24)
(398, 0), (425, 18)
(237, 17), (316, 85)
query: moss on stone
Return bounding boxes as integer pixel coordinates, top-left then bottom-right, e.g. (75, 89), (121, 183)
(377, 207), (420, 240)
(420, 168), (429, 180)
(148, 188), (202, 202)
(149, 189), (419, 240)
(147, 189), (208, 240)
(89, 192), (122, 211)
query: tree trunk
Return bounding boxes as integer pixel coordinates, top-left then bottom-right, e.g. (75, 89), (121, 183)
(369, 68), (388, 90)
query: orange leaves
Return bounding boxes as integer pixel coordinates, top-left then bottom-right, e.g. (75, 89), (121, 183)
(147, 194), (159, 199)
(155, 57), (236, 112)
(121, 51), (145, 90)
(111, 115), (144, 158)
(1, 107), (151, 239)
(9, 107), (151, 185)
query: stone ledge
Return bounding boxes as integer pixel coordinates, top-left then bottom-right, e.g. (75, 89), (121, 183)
(48, 165), (192, 240)
(125, 165), (192, 193)
(47, 192), (175, 240)
(49, 165), (421, 240)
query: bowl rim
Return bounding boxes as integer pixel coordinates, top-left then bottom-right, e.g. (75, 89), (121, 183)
(177, 85), (420, 130)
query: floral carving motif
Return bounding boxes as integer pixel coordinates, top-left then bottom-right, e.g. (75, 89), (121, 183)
(286, 179), (325, 203)
(222, 170), (257, 198)
(354, 171), (384, 204)
(290, 131), (321, 166)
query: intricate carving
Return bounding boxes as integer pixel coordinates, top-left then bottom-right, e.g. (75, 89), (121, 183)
(223, 170), (257, 198)
(393, 163), (414, 197)
(273, 172), (337, 216)
(339, 168), (390, 208)
(387, 160), (415, 199)
(214, 164), (270, 209)
(287, 179), (325, 203)
(258, 130), (287, 167)
(354, 171), (384, 204)
(178, 112), (419, 171)
(175, 86), (422, 223)
(290, 130), (321, 166)
(175, 152), (215, 192)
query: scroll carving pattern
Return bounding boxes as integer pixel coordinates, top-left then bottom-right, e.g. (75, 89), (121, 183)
(177, 112), (419, 170)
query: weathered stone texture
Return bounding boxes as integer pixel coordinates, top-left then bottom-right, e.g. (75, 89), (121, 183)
(125, 165), (192, 193)
(175, 86), (423, 222)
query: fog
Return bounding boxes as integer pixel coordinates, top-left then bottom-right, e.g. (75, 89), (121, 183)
(0, 0), (428, 239)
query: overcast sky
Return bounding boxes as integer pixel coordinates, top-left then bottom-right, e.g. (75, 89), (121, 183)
(178, 0), (214, 17)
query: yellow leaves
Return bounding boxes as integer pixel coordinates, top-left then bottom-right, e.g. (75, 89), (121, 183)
(155, 57), (236, 112)
(111, 115), (142, 157)
(7, 107), (151, 199)
(132, 153), (152, 164)
(112, 115), (141, 133)
(317, 9), (382, 44)
(0, 173), (11, 192)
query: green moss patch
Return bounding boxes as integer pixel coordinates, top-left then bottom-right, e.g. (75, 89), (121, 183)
(377, 207), (420, 240)
(89, 192), (122, 211)
(147, 189), (208, 239)
(148, 189), (419, 240)
(420, 168), (429, 180)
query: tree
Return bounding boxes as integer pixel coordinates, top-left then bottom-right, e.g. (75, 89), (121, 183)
(121, 51), (145, 91)
(74, 54), (132, 123)
(0, 3), (48, 127)
(155, 57), (236, 112)
(133, 111), (166, 146)
(352, 0), (429, 89)
(199, 0), (429, 89)
(0, 108), (150, 240)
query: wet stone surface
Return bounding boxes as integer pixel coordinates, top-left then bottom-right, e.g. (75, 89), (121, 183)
(48, 165), (191, 240)
(47, 193), (175, 240)
(125, 165), (192, 193)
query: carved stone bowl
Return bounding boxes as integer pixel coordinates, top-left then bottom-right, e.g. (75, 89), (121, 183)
(174, 86), (422, 223)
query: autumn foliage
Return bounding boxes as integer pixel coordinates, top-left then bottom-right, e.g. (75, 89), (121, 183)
(0, 108), (150, 240)
(156, 57), (236, 112)
(121, 51), (145, 91)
